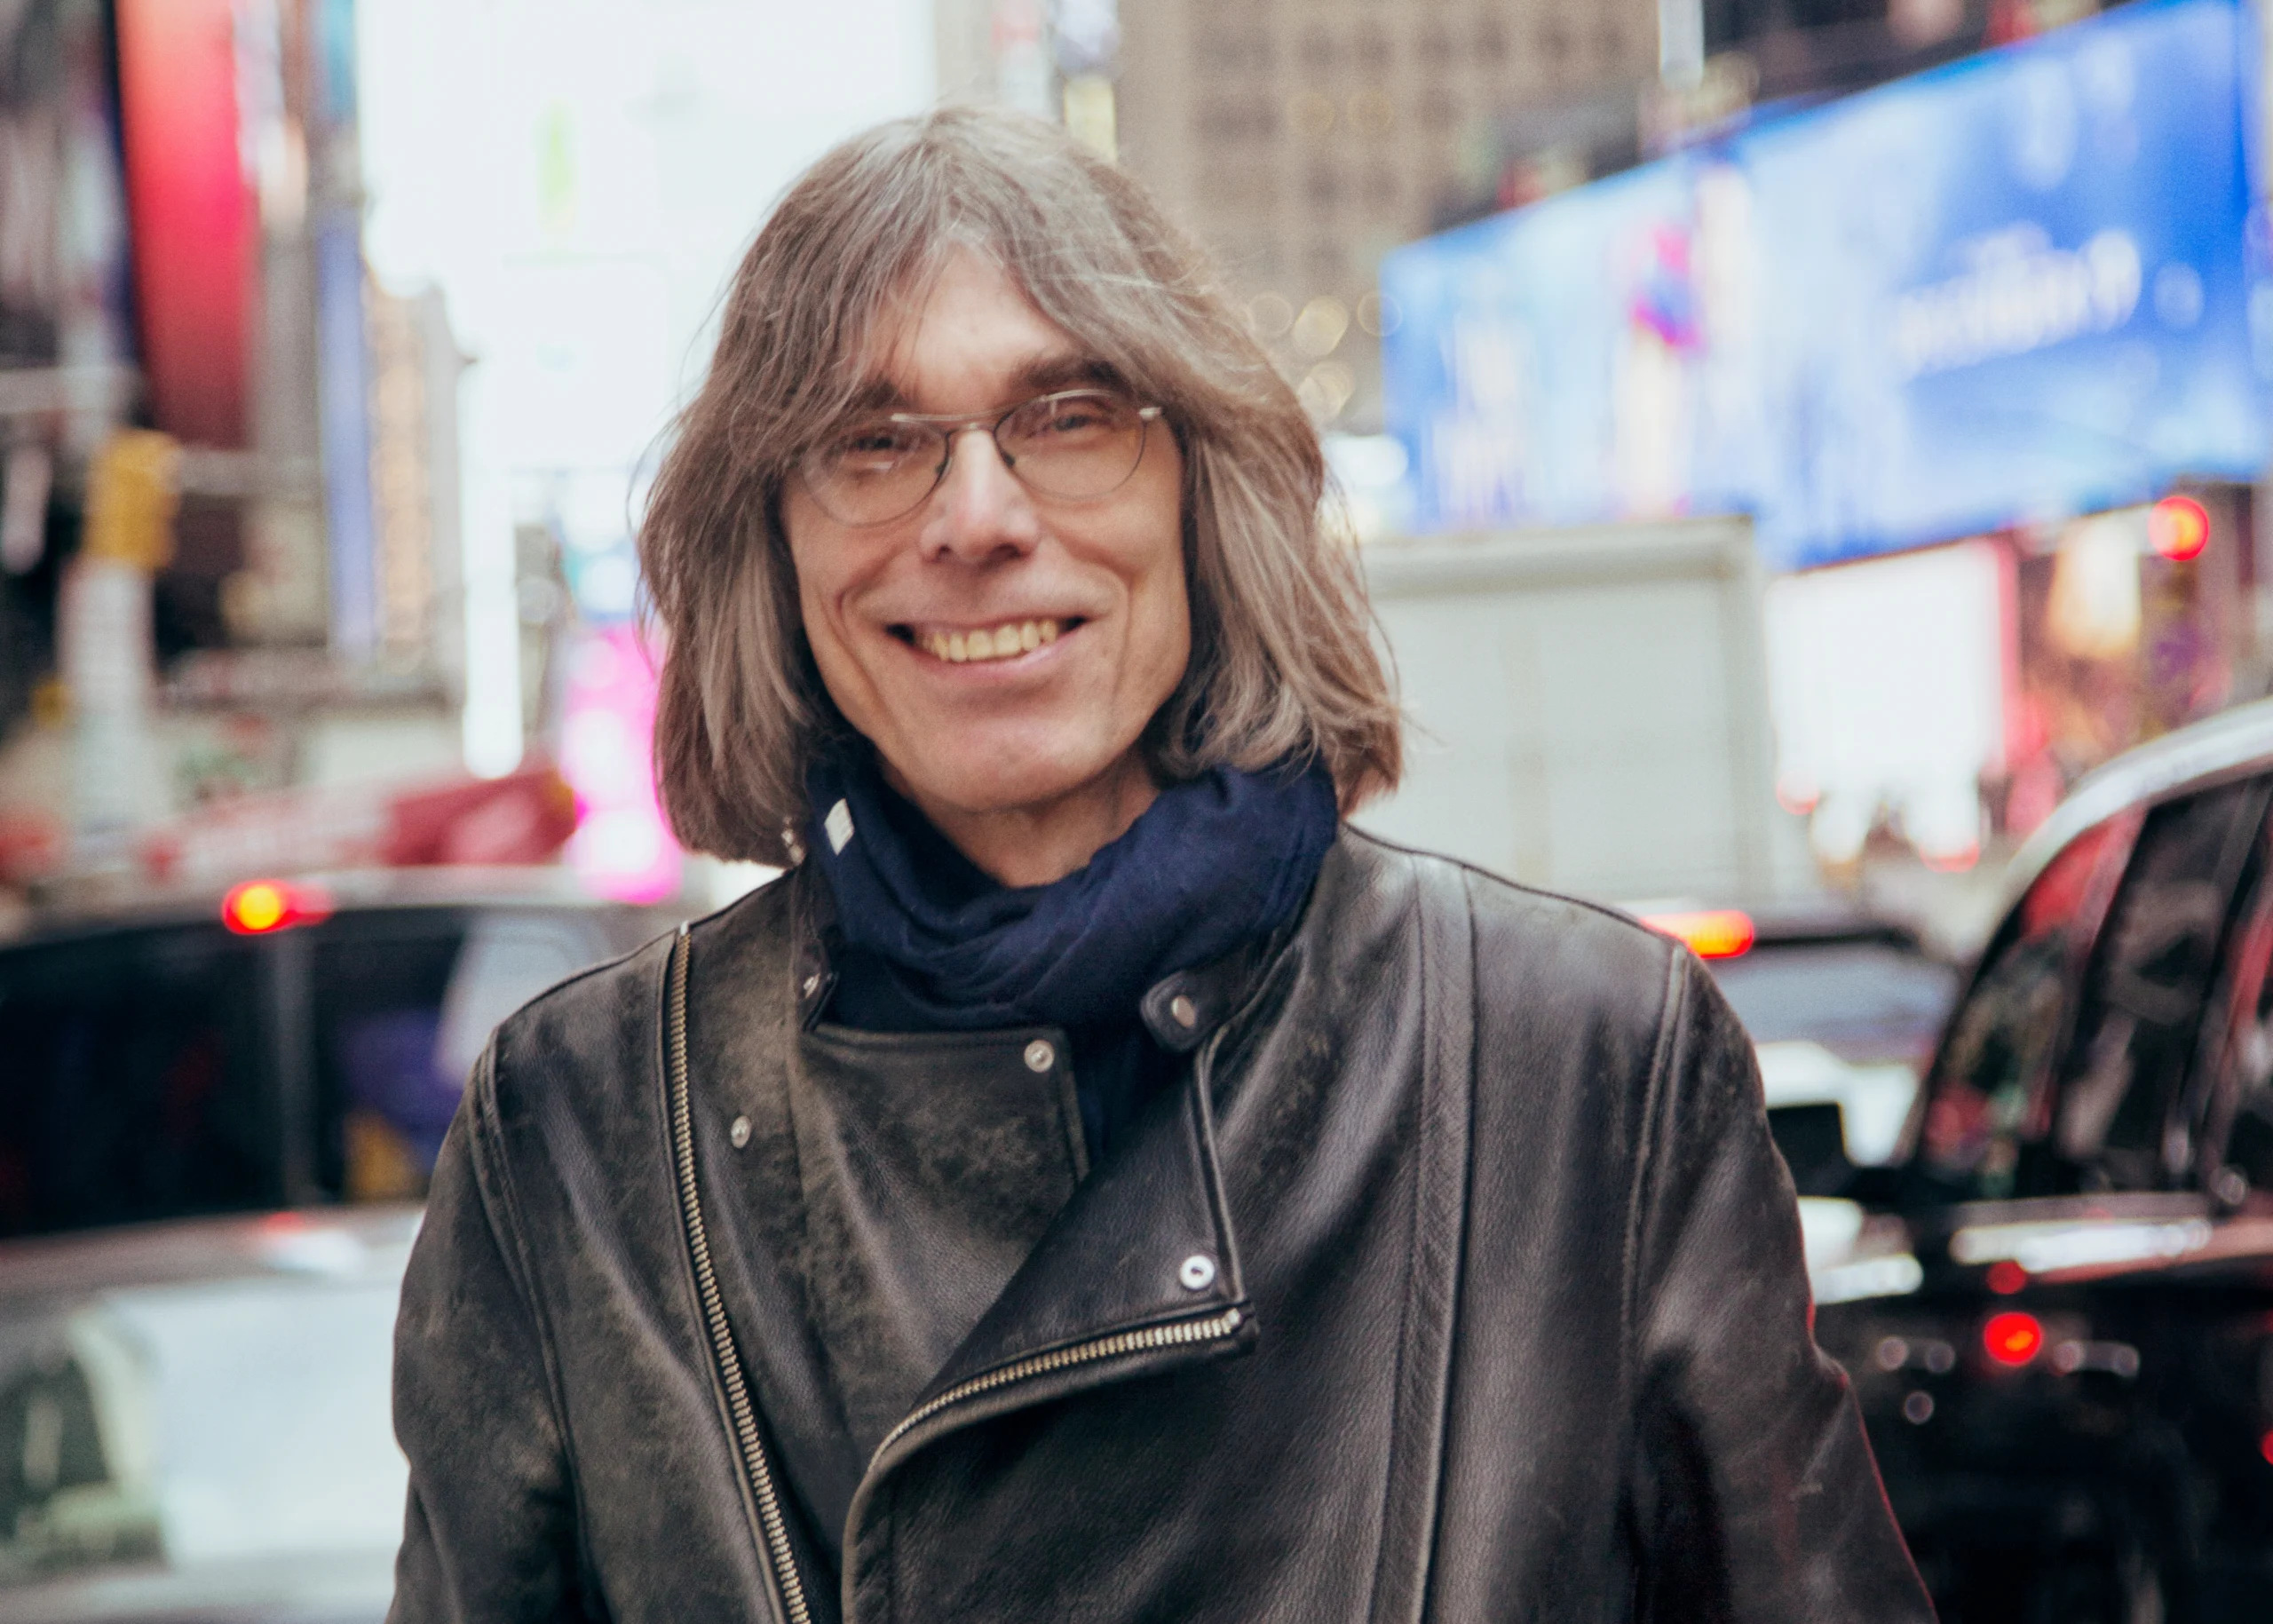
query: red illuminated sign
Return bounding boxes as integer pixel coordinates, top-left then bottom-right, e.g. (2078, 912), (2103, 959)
(115, 0), (253, 448)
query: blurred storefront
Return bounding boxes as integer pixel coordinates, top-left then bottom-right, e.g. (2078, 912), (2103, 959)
(1383, 0), (2273, 880)
(0, 0), (585, 915)
(0, 0), (133, 899)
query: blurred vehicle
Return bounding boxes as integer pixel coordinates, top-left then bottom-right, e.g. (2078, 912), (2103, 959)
(0, 1207), (412, 1623)
(1799, 698), (2273, 1620)
(0, 871), (675, 1620)
(1358, 515), (1792, 908)
(1638, 898), (1960, 1167)
(0, 870), (675, 1240)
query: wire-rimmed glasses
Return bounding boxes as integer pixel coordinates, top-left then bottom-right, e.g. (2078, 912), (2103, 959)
(796, 387), (1164, 527)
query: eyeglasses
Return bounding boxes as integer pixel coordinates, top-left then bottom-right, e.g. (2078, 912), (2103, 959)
(796, 387), (1164, 527)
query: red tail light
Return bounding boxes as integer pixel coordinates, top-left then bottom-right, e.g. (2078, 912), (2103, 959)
(2150, 494), (2211, 562)
(1984, 1311), (2045, 1367)
(221, 878), (332, 935)
(1640, 909), (1756, 960)
(1985, 1260), (2028, 1295)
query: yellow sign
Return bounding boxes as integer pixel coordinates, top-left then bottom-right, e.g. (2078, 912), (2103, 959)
(83, 430), (181, 572)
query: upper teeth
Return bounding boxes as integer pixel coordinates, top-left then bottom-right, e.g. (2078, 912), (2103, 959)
(923, 620), (1060, 663)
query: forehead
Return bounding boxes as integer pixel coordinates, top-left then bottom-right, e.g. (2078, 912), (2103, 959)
(851, 250), (1101, 411)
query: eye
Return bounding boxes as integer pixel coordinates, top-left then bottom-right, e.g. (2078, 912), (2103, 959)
(823, 422), (928, 468)
(1018, 392), (1129, 440)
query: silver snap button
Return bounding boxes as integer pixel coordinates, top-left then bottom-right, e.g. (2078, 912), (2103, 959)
(801, 973), (820, 997)
(729, 1115), (752, 1149)
(1024, 1039), (1055, 1073)
(1169, 994), (1199, 1029)
(1178, 1254), (1216, 1291)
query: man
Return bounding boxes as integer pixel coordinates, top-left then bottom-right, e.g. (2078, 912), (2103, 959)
(390, 107), (1931, 1623)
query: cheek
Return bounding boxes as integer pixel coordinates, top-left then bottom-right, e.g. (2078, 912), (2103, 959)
(787, 544), (837, 659)
(783, 497), (825, 612)
(783, 503), (874, 701)
(795, 569), (843, 673)
(1123, 502), (1192, 698)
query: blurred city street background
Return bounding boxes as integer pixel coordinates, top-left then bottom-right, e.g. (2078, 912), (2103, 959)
(8, 0), (2262, 945)
(6, 0), (2273, 1619)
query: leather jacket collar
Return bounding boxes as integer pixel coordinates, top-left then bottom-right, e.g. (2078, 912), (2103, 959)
(789, 858), (1271, 1056)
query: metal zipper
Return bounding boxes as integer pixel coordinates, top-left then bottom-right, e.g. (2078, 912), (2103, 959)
(666, 928), (813, 1624)
(871, 1305), (1246, 1466)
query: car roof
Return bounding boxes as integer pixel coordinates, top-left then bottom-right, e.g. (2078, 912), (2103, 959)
(2000, 694), (2273, 912)
(1618, 893), (1930, 953)
(1738, 895), (1928, 950)
(0, 1204), (421, 1299)
(3, 864), (673, 951)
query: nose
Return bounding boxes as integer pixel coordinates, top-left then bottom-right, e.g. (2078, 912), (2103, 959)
(917, 425), (1041, 563)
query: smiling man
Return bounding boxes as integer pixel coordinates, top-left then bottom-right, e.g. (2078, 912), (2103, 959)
(784, 252), (1192, 891)
(387, 109), (1931, 1624)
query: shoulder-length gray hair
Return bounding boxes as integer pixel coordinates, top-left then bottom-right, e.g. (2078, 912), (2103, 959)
(639, 105), (1400, 865)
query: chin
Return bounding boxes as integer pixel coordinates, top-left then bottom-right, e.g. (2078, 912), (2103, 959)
(899, 735), (1129, 818)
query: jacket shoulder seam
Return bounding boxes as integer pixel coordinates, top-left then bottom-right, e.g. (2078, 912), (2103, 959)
(469, 1029), (612, 1602)
(677, 862), (797, 933)
(1336, 825), (1665, 939)
(1361, 853), (1478, 1621)
(495, 878), (788, 1039)
(1620, 943), (1691, 1393)
(494, 924), (677, 1034)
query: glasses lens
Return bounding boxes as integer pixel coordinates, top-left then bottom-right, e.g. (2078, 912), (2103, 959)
(800, 419), (942, 525)
(999, 391), (1149, 500)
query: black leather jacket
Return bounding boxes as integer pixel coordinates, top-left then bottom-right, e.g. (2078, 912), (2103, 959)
(390, 831), (1932, 1622)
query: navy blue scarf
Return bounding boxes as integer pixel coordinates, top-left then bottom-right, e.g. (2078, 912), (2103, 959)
(805, 749), (1338, 1153)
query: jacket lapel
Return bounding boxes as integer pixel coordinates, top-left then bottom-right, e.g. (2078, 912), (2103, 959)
(912, 1041), (1248, 1412)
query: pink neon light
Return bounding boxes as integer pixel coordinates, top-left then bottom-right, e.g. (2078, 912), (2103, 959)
(560, 625), (681, 904)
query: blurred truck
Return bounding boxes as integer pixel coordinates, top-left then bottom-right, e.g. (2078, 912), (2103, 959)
(1353, 514), (1804, 907)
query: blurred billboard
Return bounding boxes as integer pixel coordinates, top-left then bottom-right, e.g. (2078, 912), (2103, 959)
(1383, 0), (2273, 574)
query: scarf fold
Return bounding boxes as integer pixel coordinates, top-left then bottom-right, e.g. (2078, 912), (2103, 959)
(805, 747), (1340, 1033)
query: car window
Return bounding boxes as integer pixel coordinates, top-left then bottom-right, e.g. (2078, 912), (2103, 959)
(0, 1303), (162, 1583)
(310, 908), (614, 1201)
(2191, 801), (2273, 1197)
(2051, 777), (2268, 1191)
(0, 928), (273, 1239)
(1921, 812), (2134, 1200)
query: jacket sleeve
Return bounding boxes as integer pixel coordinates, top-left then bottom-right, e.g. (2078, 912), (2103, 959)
(1626, 952), (1933, 1623)
(389, 1045), (596, 1624)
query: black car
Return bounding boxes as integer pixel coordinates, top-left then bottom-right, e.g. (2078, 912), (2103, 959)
(1700, 896), (1960, 1070)
(1637, 898), (1961, 1168)
(1798, 699), (2273, 1621)
(0, 870), (674, 1620)
(0, 869), (673, 1238)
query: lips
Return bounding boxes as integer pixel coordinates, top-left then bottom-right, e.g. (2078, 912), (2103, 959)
(901, 617), (1072, 664)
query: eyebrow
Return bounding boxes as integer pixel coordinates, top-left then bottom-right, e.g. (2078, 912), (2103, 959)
(1010, 353), (1122, 396)
(842, 352), (1126, 418)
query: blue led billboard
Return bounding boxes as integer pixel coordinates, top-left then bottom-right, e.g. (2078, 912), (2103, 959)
(1381, 0), (2273, 573)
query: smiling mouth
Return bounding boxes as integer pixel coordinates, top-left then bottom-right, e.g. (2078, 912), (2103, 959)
(896, 617), (1074, 664)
